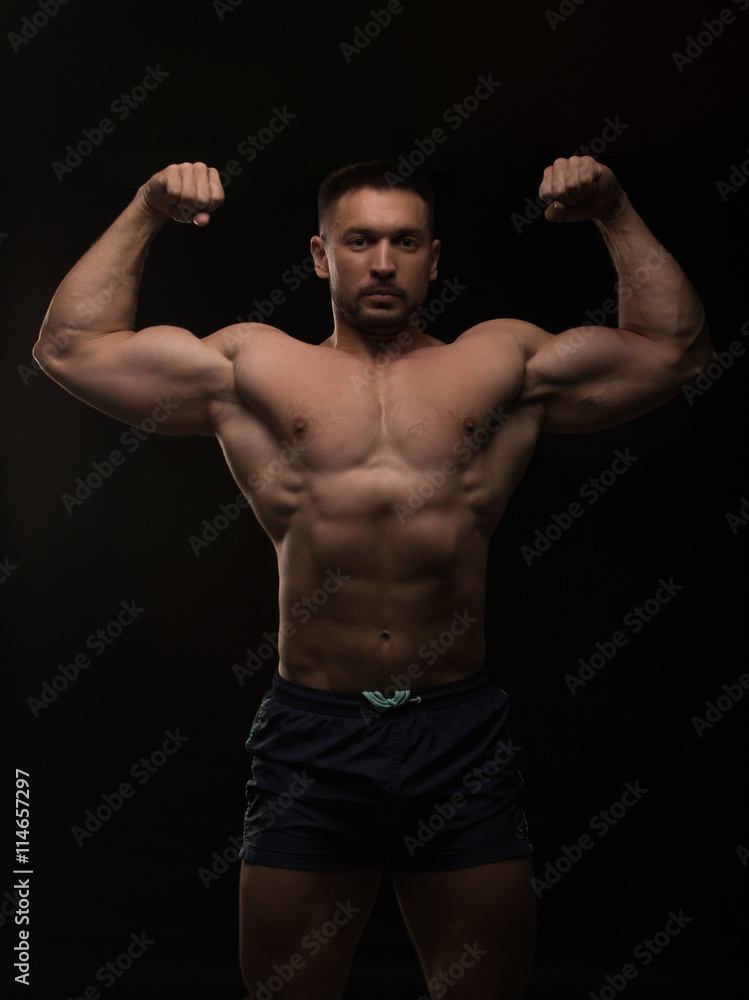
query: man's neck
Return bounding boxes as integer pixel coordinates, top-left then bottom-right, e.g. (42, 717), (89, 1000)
(321, 321), (442, 358)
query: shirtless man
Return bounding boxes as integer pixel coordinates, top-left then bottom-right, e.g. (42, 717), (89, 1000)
(33, 157), (710, 1000)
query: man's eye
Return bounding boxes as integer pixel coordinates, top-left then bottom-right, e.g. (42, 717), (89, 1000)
(350, 237), (366, 247)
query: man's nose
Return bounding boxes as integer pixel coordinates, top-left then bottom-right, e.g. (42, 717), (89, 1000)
(370, 240), (395, 275)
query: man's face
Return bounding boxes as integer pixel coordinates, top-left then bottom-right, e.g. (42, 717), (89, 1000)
(312, 187), (440, 338)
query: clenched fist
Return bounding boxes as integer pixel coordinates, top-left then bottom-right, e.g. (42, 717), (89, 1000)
(539, 156), (625, 224)
(138, 161), (225, 227)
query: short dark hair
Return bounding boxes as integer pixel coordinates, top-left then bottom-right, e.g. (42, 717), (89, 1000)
(317, 160), (435, 239)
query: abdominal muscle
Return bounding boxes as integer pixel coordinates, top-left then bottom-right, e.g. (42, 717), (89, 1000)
(274, 485), (491, 692)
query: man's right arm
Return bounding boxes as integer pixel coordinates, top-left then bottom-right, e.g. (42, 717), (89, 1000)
(33, 162), (239, 436)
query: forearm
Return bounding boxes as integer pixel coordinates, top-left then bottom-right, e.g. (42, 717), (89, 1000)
(594, 193), (711, 362)
(33, 191), (165, 367)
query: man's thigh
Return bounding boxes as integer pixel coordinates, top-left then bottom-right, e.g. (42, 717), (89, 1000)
(238, 860), (384, 1000)
(391, 855), (536, 1000)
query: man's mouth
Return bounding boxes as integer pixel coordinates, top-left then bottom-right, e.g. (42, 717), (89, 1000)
(365, 288), (401, 301)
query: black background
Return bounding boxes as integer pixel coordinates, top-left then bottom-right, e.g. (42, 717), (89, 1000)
(3, 0), (748, 997)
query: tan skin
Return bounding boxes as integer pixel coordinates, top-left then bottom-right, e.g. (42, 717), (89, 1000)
(34, 159), (711, 999)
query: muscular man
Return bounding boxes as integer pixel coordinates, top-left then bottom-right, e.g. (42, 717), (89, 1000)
(34, 157), (710, 999)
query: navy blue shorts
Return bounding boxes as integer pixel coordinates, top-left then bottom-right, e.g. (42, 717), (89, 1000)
(239, 668), (533, 871)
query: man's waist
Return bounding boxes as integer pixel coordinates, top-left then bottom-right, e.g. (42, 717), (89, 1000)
(272, 662), (493, 716)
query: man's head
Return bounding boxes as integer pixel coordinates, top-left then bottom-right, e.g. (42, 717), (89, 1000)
(317, 161), (435, 242)
(312, 161), (440, 340)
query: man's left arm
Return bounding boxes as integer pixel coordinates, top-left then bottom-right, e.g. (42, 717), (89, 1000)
(519, 156), (713, 432)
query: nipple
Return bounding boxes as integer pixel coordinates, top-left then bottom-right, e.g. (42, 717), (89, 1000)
(462, 417), (476, 435)
(293, 418), (307, 437)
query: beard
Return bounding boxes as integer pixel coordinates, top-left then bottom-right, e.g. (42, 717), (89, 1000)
(331, 286), (423, 337)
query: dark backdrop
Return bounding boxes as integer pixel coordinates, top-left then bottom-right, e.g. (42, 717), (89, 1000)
(3, 0), (748, 997)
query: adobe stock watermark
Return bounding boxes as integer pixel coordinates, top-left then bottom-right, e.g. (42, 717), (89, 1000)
(416, 941), (487, 999)
(51, 66), (170, 181)
(61, 399), (179, 514)
(671, 1), (747, 73)
(394, 406), (511, 524)
(26, 600), (145, 718)
(242, 770), (317, 843)
(188, 491), (251, 556)
(339, 0), (412, 62)
(385, 74), (501, 187)
(520, 448), (638, 566)
(531, 780), (649, 897)
(70, 729), (189, 846)
(716, 147), (749, 202)
(416, 276), (468, 331)
(216, 105), (297, 190)
(63, 931), (155, 996)
(1, 888), (26, 932)
(189, 440), (306, 556)
(8, 0), (72, 54)
(586, 909), (692, 1000)
(691, 671), (749, 737)
(511, 123), (629, 234)
(197, 832), (245, 889)
(233, 252), (317, 327)
(243, 900), (362, 1000)
(545, 0), (589, 31)
(232, 568), (351, 684)
(682, 321), (749, 404)
(349, 329), (415, 394)
(213, 0), (244, 20)
(348, 277), (468, 395)
(27, 267), (138, 375)
(0, 557), (18, 585)
(404, 739), (523, 859)
(725, 494), (749, 535)
(564, 577), (683, 694)
(552, 244), (674, 355)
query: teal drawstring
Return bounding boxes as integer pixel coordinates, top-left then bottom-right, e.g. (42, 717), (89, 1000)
(361, 690), (420, 709)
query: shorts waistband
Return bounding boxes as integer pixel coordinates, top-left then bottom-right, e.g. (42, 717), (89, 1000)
(270, 668), (493, 717)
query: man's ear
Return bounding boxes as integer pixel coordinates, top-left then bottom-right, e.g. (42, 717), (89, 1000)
(429, 238), (441, 281)
(311, 236), (330, 279)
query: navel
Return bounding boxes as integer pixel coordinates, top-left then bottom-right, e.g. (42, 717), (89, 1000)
(380, 630), (391, 641)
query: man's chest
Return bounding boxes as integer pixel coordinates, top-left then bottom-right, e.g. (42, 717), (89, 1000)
(230, 335), (525, 469)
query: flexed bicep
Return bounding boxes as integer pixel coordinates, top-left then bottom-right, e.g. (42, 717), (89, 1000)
(520, 157), (711, 432)
(33, 161), (236, 434)
(37, 323), (241, 436)
(521, 321), (703, 433)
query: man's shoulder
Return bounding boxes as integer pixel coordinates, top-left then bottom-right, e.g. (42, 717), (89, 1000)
(455, 319), (561, 418)
(201, 321), (297, 361)
(457, 317), (553, 359)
